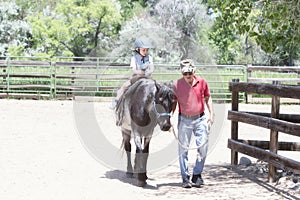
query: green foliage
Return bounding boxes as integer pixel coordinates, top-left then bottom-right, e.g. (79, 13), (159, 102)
(253, 1), (299, 65)
(207, 0), (300, 65)
(0, 2), (32, 56)
(27, 0), (122, 59)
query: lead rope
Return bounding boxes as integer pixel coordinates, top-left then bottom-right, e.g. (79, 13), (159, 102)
(169, 123), (211, 161)
(169, 122), (212, 151)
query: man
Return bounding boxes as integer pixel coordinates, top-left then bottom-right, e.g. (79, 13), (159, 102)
(172, 59), (214, 188)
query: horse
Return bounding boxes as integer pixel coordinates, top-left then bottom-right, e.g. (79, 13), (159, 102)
(116, 77), (175, 187)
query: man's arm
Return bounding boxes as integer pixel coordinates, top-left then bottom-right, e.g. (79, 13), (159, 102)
(205, 96), (214, 124)
(171, 100), (177, 114)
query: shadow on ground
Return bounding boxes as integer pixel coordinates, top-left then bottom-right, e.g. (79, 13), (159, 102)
(104, 164), (300, 199)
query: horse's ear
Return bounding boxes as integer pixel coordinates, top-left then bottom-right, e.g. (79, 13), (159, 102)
(168, 91), (175, 102)
(162, 80), (174, 89)
(155, 81), (162, 91)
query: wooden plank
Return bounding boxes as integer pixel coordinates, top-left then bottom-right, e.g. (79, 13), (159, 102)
(0, 60), (7, 65)
(247, 97), (300, 104)
(247, 66), (300, 72)
(7, 85), (50, 89)
(228, 111), (300, 137)
(0, 93), (50, 99)
(6, 74), (51, 78)
(98, 74), (130, 80)
(245, 112), (300, 123)
(229, 82), (300, 99)
(55, 74), (130, 80)
(228, 139), (300, 174)
(54, 85), (119, 91)
(248, 78), (300, 83)
(55, 61), (129, 67)
(8, 61), (50, 66)
(237, 140), (300, 151)
(55, 74), (97, 79)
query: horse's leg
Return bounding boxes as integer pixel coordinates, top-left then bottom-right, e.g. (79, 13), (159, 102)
(133, 135), (147, 187)
(134, 137), (151, 187)
(122, 129), (133, 178)
(133, 137), (142, 175)
(142, 137), (151, 181)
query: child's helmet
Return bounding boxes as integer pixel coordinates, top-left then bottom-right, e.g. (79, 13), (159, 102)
(134, 36), (152, 48)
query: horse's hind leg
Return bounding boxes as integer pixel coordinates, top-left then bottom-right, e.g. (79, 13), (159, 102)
(122, 129), (133, 178)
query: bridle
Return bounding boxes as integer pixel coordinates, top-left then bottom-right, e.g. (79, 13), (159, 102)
(152, 101), (171, 119)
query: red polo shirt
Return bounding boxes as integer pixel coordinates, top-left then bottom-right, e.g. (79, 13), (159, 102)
(173, 76), (210, 116)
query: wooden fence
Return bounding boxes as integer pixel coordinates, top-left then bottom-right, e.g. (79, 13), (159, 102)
(1, 57), (300, 103)
(0, 58), (245, 102)
(246, 65), (300, 103)
(228, 80), (300, 182)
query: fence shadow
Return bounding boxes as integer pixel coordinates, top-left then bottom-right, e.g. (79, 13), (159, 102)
(103, 164), (299, 199)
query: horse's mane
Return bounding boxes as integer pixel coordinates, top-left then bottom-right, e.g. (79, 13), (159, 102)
(116, 77), (154, 126)
(155, 81), (174, 101)
(125, 77), (151, 98)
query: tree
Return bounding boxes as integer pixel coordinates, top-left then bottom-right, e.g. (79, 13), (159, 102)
(27, 0), (122, 59)
(153, 0), (215, 63)
(252, 0), (299, 65)
(0, 2), (32, 57)
(112, 0), (215, 64)
(207, 0), (300, 65)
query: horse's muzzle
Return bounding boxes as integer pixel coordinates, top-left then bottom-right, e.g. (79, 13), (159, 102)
(160, 123), (171, 131)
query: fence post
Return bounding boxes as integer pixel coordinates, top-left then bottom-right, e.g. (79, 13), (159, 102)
(96, 57), (100, 92)
(71, 65), (75, 99)
(3, 60), (7, 94)
(6, 57), (10, 94)
(246, 64), (252, 103)
(231, 78), (239, 165)
(50, 60), (56, 99)
(269, 80), (280, 182)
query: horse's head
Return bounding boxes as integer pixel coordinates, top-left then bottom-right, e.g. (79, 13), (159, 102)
(154, 82), (176, 131)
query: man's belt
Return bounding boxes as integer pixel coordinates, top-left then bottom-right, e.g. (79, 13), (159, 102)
(179, 112), (205, 119)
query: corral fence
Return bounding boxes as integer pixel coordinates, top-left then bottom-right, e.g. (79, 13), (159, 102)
(246, 64), (300, 103)
(227, 79), (300, 182)
(0, 56), (299, 103)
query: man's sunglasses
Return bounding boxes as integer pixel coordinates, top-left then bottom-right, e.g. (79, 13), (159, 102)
(183, 72), (193, 76)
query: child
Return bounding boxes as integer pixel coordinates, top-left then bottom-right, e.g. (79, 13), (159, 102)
(130, 36), (154, 77)
(112, 36), (154, 114)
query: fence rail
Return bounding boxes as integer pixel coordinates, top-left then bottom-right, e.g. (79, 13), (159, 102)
(246, 65), (300, 103)
(1, 57), (300, 102)
(228, 80), (300, 182)
(0, 58), (245, 101)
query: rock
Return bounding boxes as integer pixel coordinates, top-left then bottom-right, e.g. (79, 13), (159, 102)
(292, 177), (299, 183)
(239, 156), (252, 167)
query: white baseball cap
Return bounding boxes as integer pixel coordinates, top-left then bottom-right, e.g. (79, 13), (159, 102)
(180, 59), (195, 73)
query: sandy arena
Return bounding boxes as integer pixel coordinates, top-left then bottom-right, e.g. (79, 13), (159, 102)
(1, 99), (299, 200)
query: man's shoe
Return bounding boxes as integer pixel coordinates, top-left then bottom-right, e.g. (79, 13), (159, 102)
(182, 179), (192, 188)
(192, 174), (204, 188)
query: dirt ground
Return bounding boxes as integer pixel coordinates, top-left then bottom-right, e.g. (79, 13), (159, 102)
(0, 99), (299, 200)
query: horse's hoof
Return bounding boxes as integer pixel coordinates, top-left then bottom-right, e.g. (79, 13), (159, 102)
(126, 172), (133, 178)
(137, 180), (147, 187)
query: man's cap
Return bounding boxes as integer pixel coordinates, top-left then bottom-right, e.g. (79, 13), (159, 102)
(180, 59), (195, 73)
